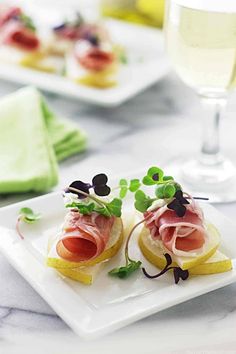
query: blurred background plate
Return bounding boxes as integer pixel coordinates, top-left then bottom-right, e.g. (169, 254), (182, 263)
(0, 16), (169, 106)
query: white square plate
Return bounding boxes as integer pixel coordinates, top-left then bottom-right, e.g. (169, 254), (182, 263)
(0, 191), (236, 338)
(0, 19), (169, 106)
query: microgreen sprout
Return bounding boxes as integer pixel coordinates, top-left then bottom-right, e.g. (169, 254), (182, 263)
(118, 178), (141, 199)
(18, 13), (36, 32)
(16, 208), (41, 240)
(109, 218), (146, 279)
(142, 254), (189, 284)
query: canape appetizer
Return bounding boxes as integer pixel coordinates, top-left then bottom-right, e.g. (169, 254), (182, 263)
(109, 167), (232, 283)
(46, 174), (124, 285)
(66, 27), (119, 88)
(0, 5), (62, 73)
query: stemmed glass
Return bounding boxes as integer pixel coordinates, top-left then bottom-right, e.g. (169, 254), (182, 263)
(164, 0), (236, 202)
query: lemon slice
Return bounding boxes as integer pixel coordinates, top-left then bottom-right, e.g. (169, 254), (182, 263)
(139, 223), (223, 271)
(47, 217), (123, 269)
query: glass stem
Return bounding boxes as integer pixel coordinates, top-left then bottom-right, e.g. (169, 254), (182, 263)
(199, 95), (227, 166)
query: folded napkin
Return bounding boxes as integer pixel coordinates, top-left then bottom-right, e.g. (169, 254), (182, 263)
(0, 87), (87, 194)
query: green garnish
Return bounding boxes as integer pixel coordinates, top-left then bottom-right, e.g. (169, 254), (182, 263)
(19, 207), (41, 223)
(109, 218), (145, 279)
(109, 260), (142, 279)
(16, 208), (41, 240)
(19, 13), (36, 32)
(119, 52), (128, 64)
(119, 178), (141, 199)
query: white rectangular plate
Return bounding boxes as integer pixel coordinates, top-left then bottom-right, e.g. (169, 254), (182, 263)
(0, 19), (169, 106)
(0, 191), (236, 338)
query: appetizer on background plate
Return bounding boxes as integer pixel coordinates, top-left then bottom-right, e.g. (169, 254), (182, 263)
(0, 5), (62, 73)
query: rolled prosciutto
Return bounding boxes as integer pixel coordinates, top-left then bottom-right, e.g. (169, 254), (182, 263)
(74, 39), (115, 71)
(56, 211), (114, 262)
(0, 6), (21, 28)
(144, 197), (206, 257)
(1, 21), (39, 51)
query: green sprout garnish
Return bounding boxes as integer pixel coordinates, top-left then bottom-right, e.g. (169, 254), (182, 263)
(119, 178), (141, 199)
(19, 13), (36, 32)
(16, 208), (41, 240)
(109, 218), (145, 279)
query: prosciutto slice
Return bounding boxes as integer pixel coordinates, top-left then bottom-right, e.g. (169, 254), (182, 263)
(1, 21), (39, 51)
(74, 39), (114, 71)
(56, 211), (114, 262)
(144, 198), (206, 256)
(0, 6), (21, 28)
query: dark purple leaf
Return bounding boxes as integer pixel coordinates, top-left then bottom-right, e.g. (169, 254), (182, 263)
(68, 180), (91, 199)
(152, 173), (159, 181)
(92, 173), (108, 186)
(173, 268), (180, 284)
(94, 185), (111, 196)
(175, 190), (189, 205)
(164, 253), (172, 267)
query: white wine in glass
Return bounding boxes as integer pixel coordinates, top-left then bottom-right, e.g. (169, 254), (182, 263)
(165, 0), (236, 202)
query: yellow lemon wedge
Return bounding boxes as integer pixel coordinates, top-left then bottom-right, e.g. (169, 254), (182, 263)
(139, 223), (227, 272)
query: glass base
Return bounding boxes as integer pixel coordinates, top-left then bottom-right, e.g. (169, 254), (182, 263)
(164, 156), (236, 203)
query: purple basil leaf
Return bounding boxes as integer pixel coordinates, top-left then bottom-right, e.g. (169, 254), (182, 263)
(179, 269), (189, 281)
(152, 173), (159, 181)
(173, 268), (180, 284)
(92, 173), (108, 186)
(69, 180), (91, 199)
(94, 185), (111, 196)
(164, 253), (172, 267)
(175, 190), (189, 205)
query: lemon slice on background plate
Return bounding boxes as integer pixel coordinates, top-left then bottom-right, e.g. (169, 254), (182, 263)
(139, 223), (232, 274)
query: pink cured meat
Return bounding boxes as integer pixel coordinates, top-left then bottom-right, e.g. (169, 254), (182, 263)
(144, 200), (206, 254)
(1, 21), (39, 50)
(0, 6), (21, 28)
(56, 211), (115, 262)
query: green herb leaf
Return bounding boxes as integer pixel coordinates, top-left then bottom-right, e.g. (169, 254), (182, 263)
(119, 52), (128, 64)
(19, 13), (36, 32)
(163, 176), (174, 182)
(142, 166), (164, 185)
(66, 202), (95, 215)
(155, 185), (165, 199)
(107, 198), (122, 217)
(109, 260), (142, 279)
(19, 207), (41, 224)
(163, 184), (176, 198)
(119, 179), (128, 199)
(93, 205), (111, 217)
(142, 175), (156, 185)
(129, 179), (141, 192)
(134, 190), (153, 212)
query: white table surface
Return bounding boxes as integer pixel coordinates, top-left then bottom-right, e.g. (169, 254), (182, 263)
(0, 72), (236, 354)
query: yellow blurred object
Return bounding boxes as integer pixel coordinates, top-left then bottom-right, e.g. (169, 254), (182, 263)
(136, 0), (165, 27)
(100, 0), (165, 28)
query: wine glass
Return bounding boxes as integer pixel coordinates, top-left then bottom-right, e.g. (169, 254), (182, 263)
(164, 0), (236, 202)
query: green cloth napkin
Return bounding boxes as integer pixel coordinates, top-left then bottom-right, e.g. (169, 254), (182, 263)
(0, 87), (87, 194)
